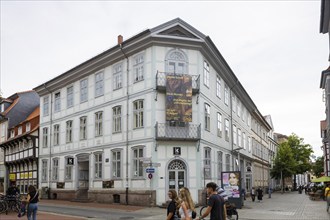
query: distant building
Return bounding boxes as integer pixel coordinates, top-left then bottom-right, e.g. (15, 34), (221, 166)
(34, 18), (271, 206)
(320, 0), (330, 177)
(0, 91), (40, 193)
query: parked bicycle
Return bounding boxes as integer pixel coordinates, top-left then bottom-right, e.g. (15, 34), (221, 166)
(0, 194), (22, 214)
(199, 200), (239, 220)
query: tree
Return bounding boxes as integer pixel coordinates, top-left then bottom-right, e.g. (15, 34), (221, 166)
(271, 142), (296, 192)
(312, 156), (324, 178)
(286, 134), (313, 190)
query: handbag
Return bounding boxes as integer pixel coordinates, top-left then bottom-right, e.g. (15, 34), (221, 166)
(192, 210), (197, 219)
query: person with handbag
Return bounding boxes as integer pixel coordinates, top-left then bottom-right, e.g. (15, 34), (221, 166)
(26, 185), (39, 220)
(178, 187), (196, 219)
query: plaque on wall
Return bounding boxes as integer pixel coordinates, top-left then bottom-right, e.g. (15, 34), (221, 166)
(102, 180), (114, 188)
(56, 182), (65, 189)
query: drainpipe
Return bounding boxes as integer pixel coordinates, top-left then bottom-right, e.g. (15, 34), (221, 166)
(43, 84), (53, 199)
(119, 35), (129, 205)
(229, 80), (239, 170)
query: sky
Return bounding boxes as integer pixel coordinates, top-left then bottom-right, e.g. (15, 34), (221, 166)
(0, 1), (328, 157)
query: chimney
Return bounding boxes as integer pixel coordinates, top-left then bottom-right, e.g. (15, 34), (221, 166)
(118, 35), (123, 45)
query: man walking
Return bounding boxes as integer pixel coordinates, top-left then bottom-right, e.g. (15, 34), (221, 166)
(196, 182), (226, 220)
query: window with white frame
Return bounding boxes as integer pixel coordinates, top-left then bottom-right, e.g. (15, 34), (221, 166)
(132, 147), (144, 177)
(113, 106), (121, 133)
(242, 107), (246, 122)
(41, 160), (48, 182)
(113, 64), (122, 90)
(133, 54), (144, 82)
(217, 112), (222, 137)
(225, 154), (230, 171)
(237, 98), (241, 118)
(95, 71), (104, 97)
(232, 93), (236, 113)
(43, 96), (49, 116)
(67, 86), (74, 108)
(133, 100), (144, 128)
(26, 122), (30, 132)
(95, 111), (103, 137)
(65, 157), (73, 181)
(53, 124), (60, 146)
(203, 61), (210, 87)
(66, 120), (73, 143)
(166, 50), (187, 74)
(204, 103), (210, 131)
(10, 130), (14, 138)
(224, 85), (229, 106)
(18, 126), (22, 135)
(217, 151), (223, 179)
(54, 92), (61, 112)
(225, 119), (230, 141)
(247, 113), (251, 127)
(1, 124), (5, 137)
(52, 158), (59, 181)
(243, 132), (246, 149)
(233, 125), (237, 145)
(216, 75), (222, 98)
(248, 136), (251, 152)
(80, 116), (87, 140)
(204, 147), (211, 179)
(238, 128), (242, 147)
(94, 152), (102, 179)
(80, 78), (88, 103)
(42, 127), (48, 148)
(112, 150), (121, 178)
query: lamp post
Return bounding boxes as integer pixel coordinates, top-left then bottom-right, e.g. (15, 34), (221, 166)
(232, 147), (243, 171)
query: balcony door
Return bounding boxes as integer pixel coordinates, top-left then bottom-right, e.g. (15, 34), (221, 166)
(168, 159), (186, 192)
(166, 49), (188, 74)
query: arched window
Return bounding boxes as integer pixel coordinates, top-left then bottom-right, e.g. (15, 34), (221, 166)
(165, 49), (188, 74)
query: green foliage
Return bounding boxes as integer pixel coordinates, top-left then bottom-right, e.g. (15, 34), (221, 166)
(271, 142), (296, 179)
(313, 156), (324, 178)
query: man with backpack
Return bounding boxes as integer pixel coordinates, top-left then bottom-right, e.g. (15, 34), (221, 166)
(196, 182), (227, 220)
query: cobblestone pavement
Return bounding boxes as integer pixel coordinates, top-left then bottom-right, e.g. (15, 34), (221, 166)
(1, 191), (329, 220)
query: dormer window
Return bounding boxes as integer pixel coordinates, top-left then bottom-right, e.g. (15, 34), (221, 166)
(26, 122), (31, 132)
(1, 104), (4, 112)
(10, 130), (14, 138)
(18, 126), (22, 135)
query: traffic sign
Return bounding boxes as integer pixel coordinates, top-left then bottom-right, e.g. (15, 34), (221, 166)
(146, 168), (155, 173)
(148, 173), (153, 179)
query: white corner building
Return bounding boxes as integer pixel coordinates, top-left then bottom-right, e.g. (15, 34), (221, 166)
(34, 18), (272, 206)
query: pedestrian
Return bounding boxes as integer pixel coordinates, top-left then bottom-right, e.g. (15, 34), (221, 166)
(6, 182), (20, 196)
(325, 183), (330, 212)
(178, 187), (196, 220)
(196, 182), (226, 220)
(26, 185), (39, 220)
(167, 189), (179, 220)
(256, 187), (263, 202)
(251, 187), (256, 202)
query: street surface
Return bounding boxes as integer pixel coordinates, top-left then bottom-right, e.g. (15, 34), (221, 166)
(0, 191), (329, 219)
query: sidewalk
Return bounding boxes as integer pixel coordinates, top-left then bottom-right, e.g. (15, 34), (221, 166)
(1, 191), (329, 219)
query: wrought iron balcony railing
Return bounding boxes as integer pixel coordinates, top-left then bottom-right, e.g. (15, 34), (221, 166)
(156, 71), (200, 93)
(155, 122), (201, 141)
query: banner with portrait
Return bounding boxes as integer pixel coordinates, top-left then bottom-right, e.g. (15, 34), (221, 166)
(165, 74), (192, 122)
(221, 171), (241, 198)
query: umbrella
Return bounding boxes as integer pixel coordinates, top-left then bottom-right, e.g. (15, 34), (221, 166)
(311, 176), (330, 183)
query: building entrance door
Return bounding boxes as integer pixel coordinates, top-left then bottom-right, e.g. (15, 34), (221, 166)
(76, 154), (89, 189)
(168, 159), (186, 192)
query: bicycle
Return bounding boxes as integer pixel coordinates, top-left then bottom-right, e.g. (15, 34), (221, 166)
(199, 201), (239, 220)
(0, 194), (22, 214)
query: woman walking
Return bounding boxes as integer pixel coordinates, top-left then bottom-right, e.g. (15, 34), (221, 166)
(178, 187), (195, 220)
(167, 189), (179, 220)
(251, 187), (256, 202)
(256, 187), (263, 202)
(26, 185), (39, 220)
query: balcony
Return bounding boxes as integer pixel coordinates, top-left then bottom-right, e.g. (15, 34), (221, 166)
(156, 71), (200, 93)
(155, 122), (201, 141)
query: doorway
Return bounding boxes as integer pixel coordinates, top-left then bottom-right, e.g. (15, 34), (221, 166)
(76, 153), (89, 189)
(168, 159), (186, 192)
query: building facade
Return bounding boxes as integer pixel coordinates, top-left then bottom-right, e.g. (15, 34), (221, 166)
(0, 91), (40, 193)
(34, 18), (271, 206)
(320, 0), (330, 177)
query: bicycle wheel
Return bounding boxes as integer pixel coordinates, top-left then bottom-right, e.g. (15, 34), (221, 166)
(0, 201), (8, 214)
(199, 206), (207, 218)
(227, 209), (238, 220)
